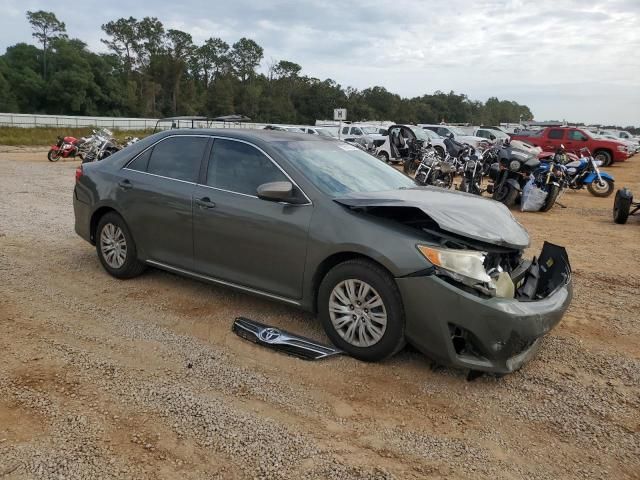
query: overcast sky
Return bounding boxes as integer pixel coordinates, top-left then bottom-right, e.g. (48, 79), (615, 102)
(1, 0), (639, 126)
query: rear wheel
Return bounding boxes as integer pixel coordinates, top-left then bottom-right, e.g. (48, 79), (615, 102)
(613, 190), (631, 224)
(594, 150), (612, 167)
(587, 178), (614, 197)
(539, 184), (560, 212)
(47, 149), (61, 162)
(377, 151), (389, 163)
(318, 259), (405, 361)
(96, 212), (146, 279)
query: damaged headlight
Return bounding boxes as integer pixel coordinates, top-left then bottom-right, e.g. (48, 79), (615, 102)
(417, 245), (514, 298)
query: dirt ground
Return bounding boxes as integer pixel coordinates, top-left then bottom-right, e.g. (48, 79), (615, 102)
(0, 147), (639, 480)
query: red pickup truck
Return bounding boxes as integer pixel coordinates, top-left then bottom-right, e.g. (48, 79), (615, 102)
(511, 127), (630, 166)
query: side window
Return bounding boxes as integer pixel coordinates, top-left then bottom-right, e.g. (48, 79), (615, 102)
(127, 147), (153, 172)
(351, 128), (362, 136)
(207, 139), (288, 196)
(147, 136), (208, 182)
(342, 127), (349, 134)
(548, 129), (565, 140)
(476, 130), (488, 138)
(568, 130), (588, 141)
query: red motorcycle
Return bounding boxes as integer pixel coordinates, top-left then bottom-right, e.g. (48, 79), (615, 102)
(48, 136), (84, 162)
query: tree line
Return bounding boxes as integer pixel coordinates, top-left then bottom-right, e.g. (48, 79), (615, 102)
(0, 10), (537, 126)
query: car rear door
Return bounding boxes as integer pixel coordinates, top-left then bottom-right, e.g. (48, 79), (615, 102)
(192, 138), (313, 300)
(544, 128), (565, 152)
(118, 134), (210, 270)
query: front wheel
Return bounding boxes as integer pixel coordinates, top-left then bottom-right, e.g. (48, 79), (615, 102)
(377, 151), (389, 163)
(96, 212), (146, 279)
(613, 190), (631, 224)
(47, 149), (61, 162)
(493, 183), (519, 206)
(539, 184), (560, 212)
(587, 178), (614, 197)
(318, 259), (405, 361)
(403, 158), (418, 175)
(415, 171), (428, 186)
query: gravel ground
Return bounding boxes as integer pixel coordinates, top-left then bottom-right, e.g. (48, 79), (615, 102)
(0, 149), (639, 479)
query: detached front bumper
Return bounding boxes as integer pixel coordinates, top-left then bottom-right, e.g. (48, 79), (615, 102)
(397, 271), (572, 374)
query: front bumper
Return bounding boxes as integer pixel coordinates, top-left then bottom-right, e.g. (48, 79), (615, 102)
(397, 273), (572, 374)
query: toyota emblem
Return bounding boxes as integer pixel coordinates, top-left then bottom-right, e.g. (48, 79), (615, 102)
(259, 327), (282, 343)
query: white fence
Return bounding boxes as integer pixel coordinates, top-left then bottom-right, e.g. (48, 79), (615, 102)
(0, 113), (270, 131)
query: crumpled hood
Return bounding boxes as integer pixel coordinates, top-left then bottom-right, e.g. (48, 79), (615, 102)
(335, 187), (530, 250)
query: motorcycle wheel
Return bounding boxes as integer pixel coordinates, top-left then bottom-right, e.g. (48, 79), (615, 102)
(587, 178), (614, 197)
(403, 158), (417, 175)
(493, 184), (518, 206)
(613, 190), (631, 224)
(47, 149), (61, 162)
(415, 171), (428, 186)
(442, 173), (454, 189)
(539, 185), (560, 212)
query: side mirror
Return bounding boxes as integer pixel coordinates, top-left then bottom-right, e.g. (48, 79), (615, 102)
(257, 181), (304, 204)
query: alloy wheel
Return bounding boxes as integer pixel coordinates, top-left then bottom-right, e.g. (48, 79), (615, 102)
(100, 223), (127, 269)
(328, 279), (387, 347)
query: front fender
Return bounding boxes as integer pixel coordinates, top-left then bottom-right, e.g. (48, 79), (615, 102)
(506, 178), (522, 191)
(584, 171), (614, 183)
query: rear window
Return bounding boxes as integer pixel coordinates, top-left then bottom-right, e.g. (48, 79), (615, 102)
(146, 136), (208, 182)
(548, 129), (565, 140)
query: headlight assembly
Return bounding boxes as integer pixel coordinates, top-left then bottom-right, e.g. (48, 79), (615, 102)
(509, 160), (521, 171)
(417, 245), (491, 284)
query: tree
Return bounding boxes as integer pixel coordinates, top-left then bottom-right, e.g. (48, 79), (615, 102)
(26, 10), (66, 79)
(231, 38), (263, 82)
(197, 37), (230, 87)
(272, 60), (301, 79)
(101, 17), (140, 75)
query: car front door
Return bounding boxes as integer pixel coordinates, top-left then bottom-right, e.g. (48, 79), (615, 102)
(192, 138), (313, 300)
(565, 129), (589, 155)
(118, 135), (210, 270)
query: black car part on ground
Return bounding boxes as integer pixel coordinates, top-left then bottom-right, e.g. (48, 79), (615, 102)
(232, 317), (343, 360)
(613, 188), (639, 224)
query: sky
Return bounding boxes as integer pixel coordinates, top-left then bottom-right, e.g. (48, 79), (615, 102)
(1, 0), (639, 126)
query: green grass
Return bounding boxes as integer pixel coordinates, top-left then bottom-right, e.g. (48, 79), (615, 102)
(0, 127), (153, 146)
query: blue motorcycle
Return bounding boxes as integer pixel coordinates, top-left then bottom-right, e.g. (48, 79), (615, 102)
(532, 149), (567, 211)
(562, 147), (615, 197)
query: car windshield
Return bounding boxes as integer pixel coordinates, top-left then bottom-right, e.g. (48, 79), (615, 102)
(447, 126), (466, 136)
(274, 141), (415, 197)
(407, 126), (431, 141)
(421, 128), (442, 140)
(361, 126), (380, 134)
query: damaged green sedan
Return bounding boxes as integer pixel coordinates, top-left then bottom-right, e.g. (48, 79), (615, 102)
(73, 129), (572, 374)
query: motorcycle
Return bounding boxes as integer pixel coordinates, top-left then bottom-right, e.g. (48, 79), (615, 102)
(48, 135), (86, 162)
(530, 145), (569, 211)
(562, 147), (615, 197)
(82, 128), (121, 163)
(403, 140), (440, 176)
(414, 150), (456, 188)
(487, 140), (541, 206)
(458, 146), (486, 195)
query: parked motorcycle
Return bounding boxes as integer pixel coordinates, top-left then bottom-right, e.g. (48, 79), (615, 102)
(82, 128), (120, 163)
(528, 145), (570, 211)
(48, 135), (85, 162)
(487, 140), (541, 206)
(414, 151), (456, 188)
(403, 140), (440, 175)
(562, 147), (615, 197)
(458, 146), (486, 195)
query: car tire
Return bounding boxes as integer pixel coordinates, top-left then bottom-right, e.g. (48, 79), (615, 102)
(613, 190), (631, 224)
(594, 150), (612, 167)
(377, 151), (389, 163)
(95, 212), (146, 279)
(318, 259), (405, 362)
(587, 178), (614, 197)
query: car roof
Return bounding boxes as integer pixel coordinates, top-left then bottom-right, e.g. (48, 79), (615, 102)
(155, 128), (330, 144)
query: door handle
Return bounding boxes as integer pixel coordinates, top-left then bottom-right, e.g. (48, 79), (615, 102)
(118, 179), (133, 190)
(195, 197), (216, 209)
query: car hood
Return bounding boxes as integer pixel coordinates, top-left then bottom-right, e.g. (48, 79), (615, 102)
(459, 135), (486, 143)
(335, 187), (530, 250)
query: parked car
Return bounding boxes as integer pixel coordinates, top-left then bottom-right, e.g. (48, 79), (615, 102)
(511, 127), (630, 166)
(596, 134), (638, 155)
(419, 124), (491, 150)
(474, 127), (510, 143)
(299, 126), (339, 138)
(339, 124), (386, 149)
(73, 129), (572, 374)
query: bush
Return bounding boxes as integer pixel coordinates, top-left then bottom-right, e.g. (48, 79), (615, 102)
(0, 127), (153, 146)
